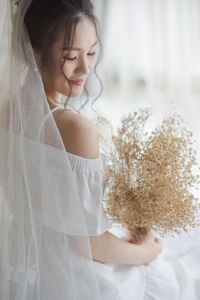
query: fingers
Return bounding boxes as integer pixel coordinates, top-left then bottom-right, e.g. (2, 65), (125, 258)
(147, 230), (161, 243)
(124, 229), (162, 249)
(155, 237), (161, 243)
(155, 237), (162, 248)
(143, 229), (155, 241)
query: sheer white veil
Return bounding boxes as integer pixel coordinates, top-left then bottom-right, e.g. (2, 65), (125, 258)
(0, 0), (118, 299)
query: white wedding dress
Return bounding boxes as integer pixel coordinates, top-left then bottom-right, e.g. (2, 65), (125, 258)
(2, 128), (199, 299)
(64, 149), (200, 300)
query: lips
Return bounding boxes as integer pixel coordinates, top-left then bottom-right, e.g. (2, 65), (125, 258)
(69, 79), (85, 86)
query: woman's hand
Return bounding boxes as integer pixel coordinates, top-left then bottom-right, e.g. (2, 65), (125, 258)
(90, 230), (162, 265)
(138, 230), (162, 264)
(124, 229), (162, 264)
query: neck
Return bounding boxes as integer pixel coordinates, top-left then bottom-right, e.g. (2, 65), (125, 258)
(46, 90), (62, 107)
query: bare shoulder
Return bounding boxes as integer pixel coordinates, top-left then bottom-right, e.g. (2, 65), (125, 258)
(53, 109), (99, 159)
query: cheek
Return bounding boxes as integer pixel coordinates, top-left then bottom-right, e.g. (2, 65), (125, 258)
(62, 65), (71, 78)
(89, 57), (96, 71)
(62, 61), (76, 79)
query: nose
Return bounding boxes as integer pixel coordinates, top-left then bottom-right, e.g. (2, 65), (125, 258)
(75, 55), (89, 76)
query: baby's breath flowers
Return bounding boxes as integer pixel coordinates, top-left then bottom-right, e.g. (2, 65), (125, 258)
(96, 109), (200, 242)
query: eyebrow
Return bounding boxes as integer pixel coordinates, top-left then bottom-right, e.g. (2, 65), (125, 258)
(61, 40), (98, 51)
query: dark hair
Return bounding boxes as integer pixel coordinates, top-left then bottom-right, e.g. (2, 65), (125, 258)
(24, 0), (103, 111)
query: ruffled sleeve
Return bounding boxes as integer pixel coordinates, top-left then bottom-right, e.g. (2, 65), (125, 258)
(15, 133), (111, 236)
(66, 151), (111, 235)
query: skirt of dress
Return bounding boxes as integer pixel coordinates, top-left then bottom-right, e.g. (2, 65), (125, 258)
(93, 227), (200, 300)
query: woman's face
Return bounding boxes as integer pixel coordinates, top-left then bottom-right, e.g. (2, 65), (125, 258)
(43, 16), (98, 102)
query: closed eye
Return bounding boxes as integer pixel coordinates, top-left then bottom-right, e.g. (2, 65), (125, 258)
(63, 51), (96, 61)
(87, 51), (96, 56)
(63, 56), (77, 61)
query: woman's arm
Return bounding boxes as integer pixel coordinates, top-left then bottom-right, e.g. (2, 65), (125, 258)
(89, 230), (162, 265)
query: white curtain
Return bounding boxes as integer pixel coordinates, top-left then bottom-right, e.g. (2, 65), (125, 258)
(92, 0), (200, 153)
(101, 0), (200, 95)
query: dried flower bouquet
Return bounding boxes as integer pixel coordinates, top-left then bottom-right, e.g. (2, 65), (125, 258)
(97, 109), (200, 242)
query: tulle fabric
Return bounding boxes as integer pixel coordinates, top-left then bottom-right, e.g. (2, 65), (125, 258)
(0, 0), (119, 299)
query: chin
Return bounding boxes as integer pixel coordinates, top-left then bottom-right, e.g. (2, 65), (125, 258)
(63, 86), (84, 98)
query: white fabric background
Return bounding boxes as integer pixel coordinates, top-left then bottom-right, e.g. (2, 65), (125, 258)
(92, 0), (200, 158)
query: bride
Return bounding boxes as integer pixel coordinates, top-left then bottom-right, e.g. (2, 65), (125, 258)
(0, 0), (199, 299)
